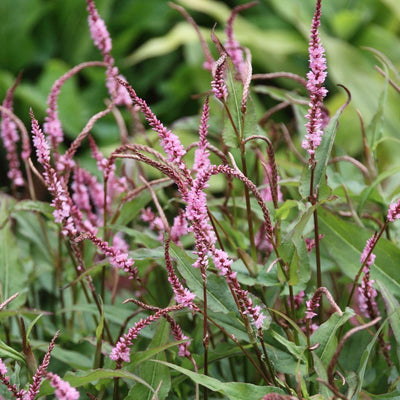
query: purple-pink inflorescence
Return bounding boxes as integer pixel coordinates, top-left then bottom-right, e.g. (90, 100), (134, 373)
(25, 332), (59, 400)
(170, 210), (189, 246)
(164, 237), (196, 308)
(110, 305), (185, 366)
(224, 2), (257, 81)
(31, 112), (79, 237)
(193, 97), (211, 173)
(211, 54), (228, 101)
(117, 80), (187, 170)
(86, 233), (137, 279)
(302, 0), (328, 161)
(86, 0), (131, 106)
(387, 199), (400, 222)
(47, 373), (80, 400)
(1, 79), (24, 187)
(0, 358), (25, 398)
(358, 233), (379, 318)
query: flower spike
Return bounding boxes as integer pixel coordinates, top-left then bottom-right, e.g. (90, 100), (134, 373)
(302, 0), (328, 162)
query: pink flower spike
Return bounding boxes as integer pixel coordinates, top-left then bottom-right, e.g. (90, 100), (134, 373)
(87, 0), (112, 55)
(360, 233), (377, 268)
(302, 0), (328, 162)
(0, 359), (7, 376)
(211, 53), (228, 101)
(170, 211), (188, 245)
(116, 79), (187, 169)
(193, 97), (211, 173)
(1, 76), (24, 187)
(47, 373), (79, 400)
(225, 2), (257, 80)
(387, 199), (400, 222)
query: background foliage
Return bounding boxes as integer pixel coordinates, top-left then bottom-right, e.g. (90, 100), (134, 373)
(2, 0), (400, 399)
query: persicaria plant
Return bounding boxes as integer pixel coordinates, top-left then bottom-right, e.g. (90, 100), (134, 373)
(1, 0), (400, 399)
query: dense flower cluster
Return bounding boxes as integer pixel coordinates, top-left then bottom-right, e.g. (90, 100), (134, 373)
(47, 374), (80, 400)
(302, 0), (328, 160)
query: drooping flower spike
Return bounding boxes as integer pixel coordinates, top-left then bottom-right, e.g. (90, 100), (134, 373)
(302, 0), (328, 162)
(86, 0), (131, 105)
(225, 1), (257, 81)
(44, 61), (106, 153)
(110, 304), (185, 367)
(116, 78), (187, 171)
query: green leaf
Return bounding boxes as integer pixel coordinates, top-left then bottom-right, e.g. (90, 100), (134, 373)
(222, 61), (243, 148)
(11, 200), (54, 218)
(357, 165), (400, 214)
(128, 318), (171, 400)
(279, 204), (314, 285)
(25, 314), (44, 341)
(299, 87), (350, 198)
(352, 318), (389, 400)
(170, 243), (238, 315)
(127, 340), (190, 371)
(318, 208), (400, 295)
(30, 339), (92, 370)
(116, 191), (152, 226)
(381, 0), (400, 21)
(363, 50), (389, 152)
(125, 22), (203, 65)
(38, 368), (155, 397)
(312, 353), (333, 398)
(311, 307), (355, 367)
(154, 360), (286, 400)
(0, 195), (28, 309)
(378, 282), (400, 366)
(0, 339), (25, 364)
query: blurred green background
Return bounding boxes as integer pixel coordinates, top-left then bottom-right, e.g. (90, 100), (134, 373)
(1, 0), (400, 188)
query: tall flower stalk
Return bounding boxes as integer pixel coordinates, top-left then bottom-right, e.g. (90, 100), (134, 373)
(303, 0), (328, 303)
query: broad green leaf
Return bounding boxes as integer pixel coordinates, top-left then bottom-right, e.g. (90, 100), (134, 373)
(30, 339), (92, 370)
(299, 87), (350, 198)
(312, 353), (332, 398)
(125, 22), (202, 65)
(170, 243), (239, 315)
(279, 204), (313, 285)
(115, 192), (152, 226)
(58, 303), (136, 327)
(26, 314), (44, 341)
(365, 60), (388, 152)
(94, 299), (105, 368)
(357, 165), (400, 214)
(154, 360), (286, 400)
(270, 330), (306, 362)
(311, 307), (355, 367)
(207, 311), (248, 343)
(0, 196), (28, 309)
(128, 318), (171, 400)
(318, 209), (400, 295)
(381, 0), (400, 21)
(11, 200), (53, 218)
(112, 226), (161, 248)
(38, 368), (155, 397)
(352, 318), (389, 400)
(378, 282), (400, 366)
(178, 0), (305, 56)
(127, 340), (190, 371)
(0, 339), (25, 364)
(222, 61), (243, 148)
